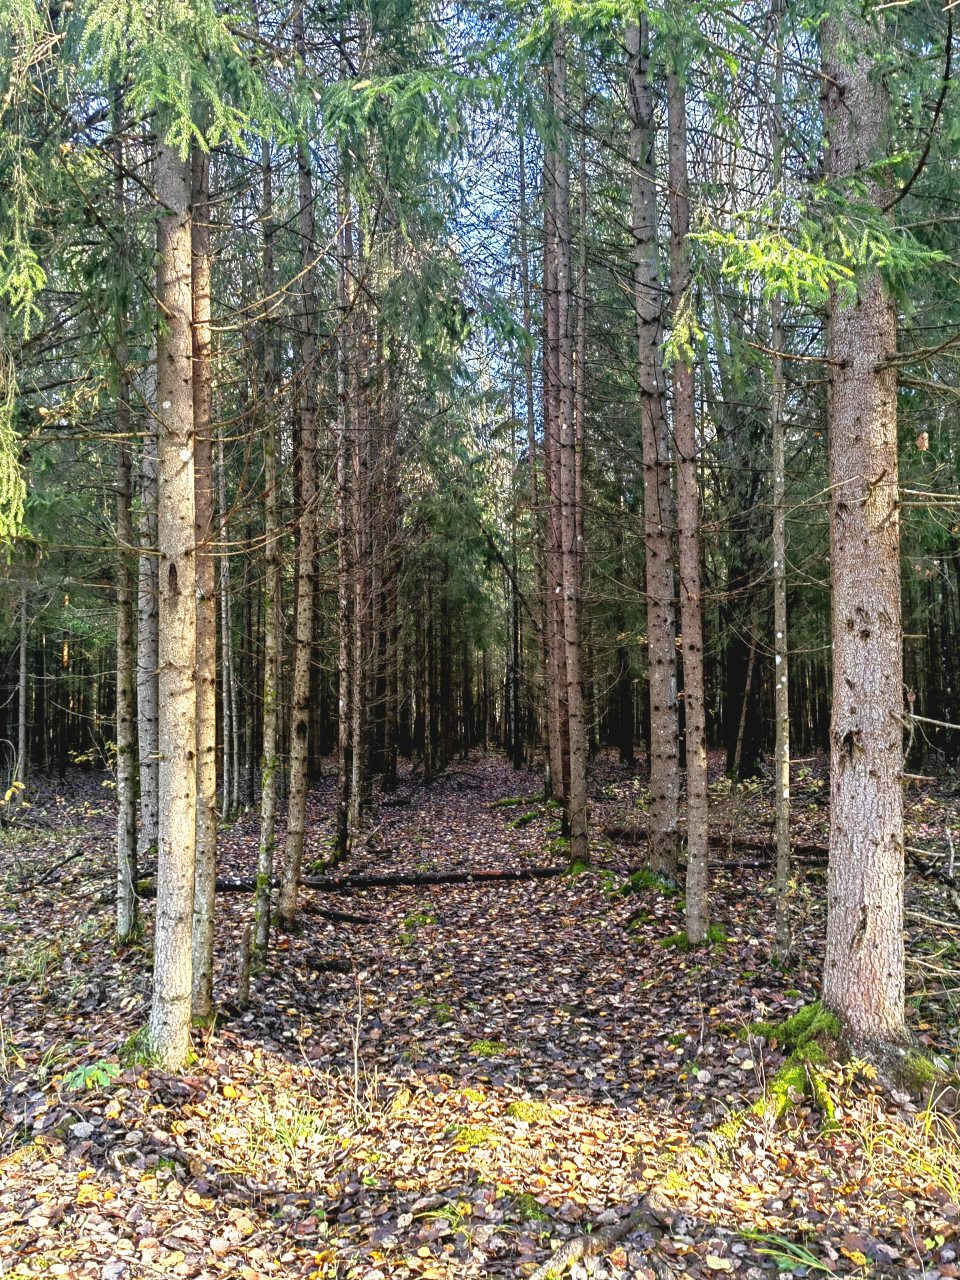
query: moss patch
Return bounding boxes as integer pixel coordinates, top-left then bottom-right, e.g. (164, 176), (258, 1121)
(507, 811), (539, 829)
(469, 1039), (508, 1058)
(620, 869), (678, 896)
(450, 1124), (499, 1150)
(750, 1001), (841, 1122)
(505, 1100), (551, 1123)
(511, 1191), (549, 1222)
(659, 924), (728, 951)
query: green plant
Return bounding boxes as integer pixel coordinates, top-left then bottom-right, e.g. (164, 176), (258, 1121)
(511, 1191), (549, 1222)
(469, 1039), (507, 1057)
(741, 1230), (834, 1274)
(620, 868), (678, 896)
(119, 1027), (159, 1068)
(659, 924), (728, 951)
(449, 1124), (499, 1150)
(63, 1059), (120, 1092)
(505, 1099), (551, 1123)
(507, 811), (539, 829)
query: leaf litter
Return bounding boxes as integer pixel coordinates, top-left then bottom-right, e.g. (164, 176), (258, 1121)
(0, 754), (958, 1279)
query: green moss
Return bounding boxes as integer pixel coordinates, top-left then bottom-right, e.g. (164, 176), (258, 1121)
(659, 924), (728, 951)
(660, 1168), (691, 1195)
(903, 1049), (939, 1092)
(470, 1039), (508, 1058)
(119, 1027), (158, 1068)
(507, 811), (539, 829)
(660, 931), (691, 951)
(620, 869), (678, 896)
(776, 1001), (841, 1053)
(450, 1124), (499, 1150)
(740, 1021), (776, 1041)
(749, 1002), (841, 1122)
(714, 1112), (747, 1146)
(505, 1100), (551, 1123)
(511, 1191), (549, 1222)
(462, 1087), (485, 1105)
(433, 1002), (454, 1025)
(753, 1059), (836, 1122)
(566, 859), (591, 877)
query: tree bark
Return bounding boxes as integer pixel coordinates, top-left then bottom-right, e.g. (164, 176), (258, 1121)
(114, 113), (138, 945)
(136, 353), (160, 859)
(15, 583), (28, 796)
(149, 138), (197, 1071)
(217, 425), (238, 820)
(627, 18), (680, 877)
(191, 142), (217, 1019)
(667, 69), (710, 941)
(335, 127), (354, 855)
(821, 5), (906, 1051)
(255, 139), (281, 956)
(280, 92), (321, 930)
(770, 0), (792, 958)
(552, 32), (589, 865)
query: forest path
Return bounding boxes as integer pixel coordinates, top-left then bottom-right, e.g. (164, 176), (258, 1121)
(1, 756), (957, 1280)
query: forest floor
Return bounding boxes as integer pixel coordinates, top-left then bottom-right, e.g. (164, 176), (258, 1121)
(1, 753), (959, 1280)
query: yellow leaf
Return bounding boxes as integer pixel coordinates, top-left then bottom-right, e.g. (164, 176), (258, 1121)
(842, 1249), (868, 1266)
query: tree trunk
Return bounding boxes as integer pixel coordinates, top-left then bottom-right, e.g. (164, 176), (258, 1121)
(217, 425), (238, 820)
(771, 0), (792, 958)
(821, 5), (905, 1052)
(114, 116), (138, 945)
(280, 111), (320, 930)
(149, 138), (197, 1071)
(15, 583), (28, 796)
(137, 353), (160, 859)
(255, 140), (281, 956)
(191, 143), (217, 1020)
(552, 32), (589, 865)
(335, 131), (354, 856)
(667, 69), (710, 942)
(627, 18), (680, 877)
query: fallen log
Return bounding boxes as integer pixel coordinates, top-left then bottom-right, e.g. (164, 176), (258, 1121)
(133, 876), (374, 922)
(302, 866), (571, 891)
(133, 866), (573, 901)
(603, 825), (829, 860)
(526, 1185), (675, 1280)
